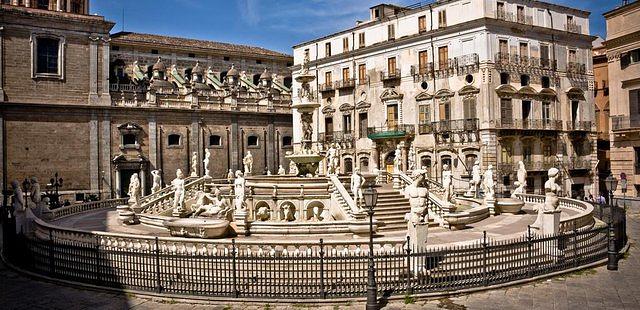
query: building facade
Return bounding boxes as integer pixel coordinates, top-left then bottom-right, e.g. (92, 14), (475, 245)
(607, 0), (640, 197)
(593, 37), (610, 195)
(0, 1), (294, 201)
(292, 0), (597, 197)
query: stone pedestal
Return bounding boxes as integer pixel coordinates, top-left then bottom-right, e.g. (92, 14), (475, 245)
(172, 208), (190, 218)
(407, 221), (428, 250)
(541, 210), (561, 235)
(485, 199), (496, 216)
(232, 210), (251, 236)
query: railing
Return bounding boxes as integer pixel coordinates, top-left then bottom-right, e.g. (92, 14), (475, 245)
(516, 194), (595, 232)
(357, 76), (369, 86)
(139, 176), (208, 214)
(319, 131), (354, 144)
(44, 198), (128, 220)
(494, 53), (557, 70)
(566, 121), (592, 131)
(319, 82), (334, 92)
(495, 119), (563, 131)
(329, 175), (361, 216)
(566, 22), (582, 34)
(432, 119), (479, 132)
(562, 157), (591, 170)
(521, 160), (558, 171)
(455, 53), (480, 74)
(611, 115), (640, 131)
(567, 62), (586, 74)
(380, 69), (401, 81)
(495, 10), (533, 25)
(418, 122), (434, 134)
(109, 83), (147, 93)
(335, 79), (355, 89)
(367, 124), (415, 139)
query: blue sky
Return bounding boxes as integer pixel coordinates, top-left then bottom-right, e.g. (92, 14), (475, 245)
(92, 0), (615, 55)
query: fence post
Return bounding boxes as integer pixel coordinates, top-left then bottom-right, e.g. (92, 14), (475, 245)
(572, 221), (578, 268)
(405, 235), (413, 295)
(607, 209), (618, 271)
(482, 231), (488, 286)
(319, 238), (325, 299)
(232, 238), (239, 298)
(48, 229), (54, 276)
(527, 225), (532, 278)
(95, 234), (101, 285)
(155, 237), (161, 293)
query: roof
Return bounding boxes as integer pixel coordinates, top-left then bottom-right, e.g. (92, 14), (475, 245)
(111, 32), (291, 59)
(604, 0), (640, 18)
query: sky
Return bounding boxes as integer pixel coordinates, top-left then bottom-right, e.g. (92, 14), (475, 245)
(91, 0), (618, 55)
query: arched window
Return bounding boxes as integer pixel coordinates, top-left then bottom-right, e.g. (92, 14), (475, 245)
(167, 134), (181, 146)
(420, 155), (432, 170)
(344, 158), (353, 174)
(282, 136), (292, 147)
(209, 135), (222, 146)
(247, 135), (259, 146)
(520, 74), (530, 86)
(359, 157), (369, 171)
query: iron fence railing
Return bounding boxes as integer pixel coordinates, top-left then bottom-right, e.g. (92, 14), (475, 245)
(567, 62), (586, 74)
(495, 119), (563, 131)
(566, 121), (592, 131)
(611, 115), (640, 131)
(367, 124), (415, 137)
(380, 69), (401, 81)
(319, 131), (354, 144)
(335, 79), (355, 89)
(494, 53), (557, 70)
(319, 82), (334, 92)
(566, 22), (582, 34)
(495, 10), (533, 25)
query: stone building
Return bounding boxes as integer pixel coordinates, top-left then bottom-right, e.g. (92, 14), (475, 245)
(0, 1), (294, 201)
(292, 0), (597, 197)
(593, 37), (610, 195)
(608, 0), (640, 197)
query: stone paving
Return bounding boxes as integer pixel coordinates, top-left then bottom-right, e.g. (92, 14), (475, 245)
(1, 208), (638, 310)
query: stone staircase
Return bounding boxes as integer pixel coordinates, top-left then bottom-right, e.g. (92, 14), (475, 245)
(374, 188), (412, 232)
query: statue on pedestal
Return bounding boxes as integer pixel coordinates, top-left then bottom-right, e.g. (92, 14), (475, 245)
(29, 177), (43, 216)
(11, 180), (26, 234)
(192, 187), (232, 220)
(483, 165), (495, 201)
(326, 144), (339, 175)
(289, 160), (298, 175)
(190, 152), (198, 177)
(243, 151), (253, 175)
(350, 168), (364, 207)
(442, 164), (454, 203)
(512, 161), (527, 197)
(233, 170), (246, 210)
(408, 146), (416, 171)
(151, 170), (162, 193)
(172, 169), (186, 213)
(203, 149), (211, 177)
(127, 173), (141, 208)
(468, 160), (482, 198)
(532, 167), (561, 232)
(407, 169), (429, 225)
(277, 165), (286, 175)
(393, 145), (402, 173)
(227, 169), (234, 184)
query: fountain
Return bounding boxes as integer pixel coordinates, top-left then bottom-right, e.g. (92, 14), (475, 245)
(286, 54), (323, 176)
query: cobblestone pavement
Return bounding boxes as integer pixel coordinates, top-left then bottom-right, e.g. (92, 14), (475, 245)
(1, 208), (638, 310)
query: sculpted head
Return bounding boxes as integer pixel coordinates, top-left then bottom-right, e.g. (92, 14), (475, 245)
(176, 169), (184, 179)
(443, 164), (449, 171)
(548, 167), (559, 179)
(235, 170), (243, 178)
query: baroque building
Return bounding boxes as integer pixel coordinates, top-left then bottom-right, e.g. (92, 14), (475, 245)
(292, 0), (596, 197)
(0, 1), (294, 201)
(593, 37), (610, 195)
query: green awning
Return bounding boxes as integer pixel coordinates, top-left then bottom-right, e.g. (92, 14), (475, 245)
(368, 130), (407, 139)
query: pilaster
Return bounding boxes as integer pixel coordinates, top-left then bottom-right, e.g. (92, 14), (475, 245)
(88, 36), (99, 104)
(100, 115), (112, 198)
(230, 115), (239, 171)
(148, 116), (158, 170)
(89, 114), (99, 194)
(190, 119), (201, 176)
(100, 40), (111, 105)
(0, 27), (4, 102)
(267, 116), (275, 172)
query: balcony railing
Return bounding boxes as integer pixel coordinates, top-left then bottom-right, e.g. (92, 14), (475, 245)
(319, 82), (334, 92)
(109, 83), (147, 93)
(522, 160), (558, 171)
(495, 10), (533, 25)
(357, 76), (369, 86)
(563, 157), (591, 170)
(418, 122), (434, 134)
(566, 22), (582, 34)
(335, 79), (355, 89)
(567, 62), (586, 74)
(566, 121), (592, 131)
(496, 119), (563, 131)
(319, 131), (354, 144)
(432, 119), (479, 132)
(367, 124), (414, 139)
(494, 53), (557, 70)
(612, 115), (640, 131)
(380, 69), (401, 81)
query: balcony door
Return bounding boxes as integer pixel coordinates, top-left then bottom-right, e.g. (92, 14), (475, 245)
(325, 117), (334, 137)
(387, 104), (398, 129)
(522, 100), (531, 120)
(342, 67), (350, 82)
(418, 50), (429, 74)
(343, 114), (352, 133)
(387, 57), (397, 76)
(359, 112), (368, 138)
(438, 46), (448, 70)
(501, 98), (513, 124)
(571, 100), (579, 125)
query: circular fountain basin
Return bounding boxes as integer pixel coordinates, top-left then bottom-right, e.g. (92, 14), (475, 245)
(162, 218), (230, 239)
(496, 198), (525, 214)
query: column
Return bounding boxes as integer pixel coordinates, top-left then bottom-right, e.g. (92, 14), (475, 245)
(230, 115), (239, 171)
(100, 115), (112, 198)
(0, 27), (4, 102)
(371, 146), (379, 171)
(148, 116), (158, 170)
(401, 144), (408, 172)
(88, 38), (99, 104)
(89, 114), (100, 194)
(139, 169), (146, 196)
(56, 0), (62, 10)
(100, 40), (111, 105)
(115, 169), (121, 198)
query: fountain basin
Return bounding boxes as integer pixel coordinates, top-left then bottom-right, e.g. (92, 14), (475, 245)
(286, 153), (324, 176)
(162, 218), (230, 239)
(496, 198), (525, 214)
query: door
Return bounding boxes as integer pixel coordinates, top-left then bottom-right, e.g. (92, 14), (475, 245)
(571, 100), (579, 125)
(325, 117), (334, 137)
(386, 104), (398, 129)
(359, 113), (368, 138)
(119, 169), (138, 198)
(342, 67), (350, 82)
(358, 64), (366, 84)
(501, 98), (513, 125)
(344, 158), (353, 174)
(385, 152), (396, 174)
(418, 50), (428, 74)
(387, 57), (397, 76)
(438, 46), (448, 70)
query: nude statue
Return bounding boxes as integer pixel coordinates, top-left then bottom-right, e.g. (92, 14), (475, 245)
(408, 146), (416, 171)
(532, 167), (562, 230)
(289, 160), (298, 175)
(233, 170), (246, 210)
(203, 149), (211, 177)
(326, 144), (338, 175)
(29, 176), (43, 216)
(127, 173), (141, 207)
(151, 170), (162, 193)
(470, 160), (481, 198)
(407, 169), (429, 225)
(393, 145), (402, 173)
(172, 169), (186, 213)
(243, 151), (253, 175)
(191, 152), (198, 177)
(350, 168), (364, 207)
(483, 164), (495, 201)
(11, 180), (26, 234)
(192, 187), (232, 219)
(277, 165), (286, 175)
(227, 169), (234, 184)
(442, 164), (453, 203)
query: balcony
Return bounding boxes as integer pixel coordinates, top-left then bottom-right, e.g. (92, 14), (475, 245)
(522, 160), (558, 171)
(319, 82), (334, 92)
(611, 116), (640, 132)
(319, 131), (354, 144)
(335, 79), (355, 90)
(566, 121), (592, 131)
(418, 122), (434, 134)
(455, 53), (480, 74)
(566, 22), (582, 34)
(494, 10), (533, 25)
(433, 119), (479, 132)
(367, 124), (414, 140)
(495, 119), (563, 131)
(494, 53), (557, 71)
(380, 69), (401, 81)
(411, 64), (434, 82)
(563, 157), (591, 170)
(110, 83), (147, 93)
(357, 76), (369, 86)
(567, 62), (586, 75)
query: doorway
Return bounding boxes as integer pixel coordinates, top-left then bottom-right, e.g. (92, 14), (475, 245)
(384, 152), (396, 174)
(119, 169), (139, 198)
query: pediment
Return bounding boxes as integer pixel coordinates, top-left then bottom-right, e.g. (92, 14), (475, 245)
(495, 84), (518, 97)
(117, 122), (143, 132)
(355, 100), (371, 110)
(415, 91), (434, 101)
(380, 88), (404, 101)
(321, 105), (336, 114)
(539, 88), (557, 99)
(458, 85), (480, 96)
(566, 87), (586, 100)
(339, 102), (354, 112)
(434, 89), (455, 99)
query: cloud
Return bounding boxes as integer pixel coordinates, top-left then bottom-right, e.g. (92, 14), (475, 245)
(238, 0), (261, 26)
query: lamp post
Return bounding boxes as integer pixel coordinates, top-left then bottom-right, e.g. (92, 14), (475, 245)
(604, 174), (618, 206)
(604, 173), (619, 271)
(46, 172), (63, 209)
(363, 186), (378, 310)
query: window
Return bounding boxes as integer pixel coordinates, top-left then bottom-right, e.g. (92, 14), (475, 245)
(247, 136), (259, 147)
(463, 97), (477, 120)
(501, 144), (513, 163)
(343, 114), (352, 132)
(438, 10), (447, 27)
(358, 64), (366, 84)
(374, 9), (380, 19)
(387, 57), (397, 75)
(122, 134), (137, 146)
(224, 56), (230, 61)
(167, 134), (181, 146)
(542, 101), (551, 123)
(418, 15), (427, 33)
(282, 136), (292, 147)
(325, 71), (332, 85)
(325, 42), (331, 57)
(439, 100), (450, 121)
(630, 49), (640, 64)
(70, 0), (83, 14)
(542, 76), (550, 88)
(388, 24), (395, 40)
(571, 100), (579, 124)
(37, 0), (49, 9)
(630, 89), (640, 115)
(522, 100), (531, 120)
(151, 49), (159, 54)
(497, 2), (505, 17)
(500, 72), (510, 84)
(517, 6), (525, 23)
(209, 135), (222, 146)
(419, 105), (431, 124)
(418, 50), (429, 74)
(540, 44), (550, 67)
(359, 113), (368, 138)
(501, 98), (513, 123)
(36, 37), (60, 75)
(342, 67), (350, 82)
(420, 156), (432, 170)
(543, 142), (552, 157)
(438, 46), (448, 70)
(519, 42), (528, 59)
(568, 49), (577, 63)
(358, 33), (365, 48)
(256, 59), (262, 64)
(635, 148), (640, 174)
(566, 15), (573, 25)
(342, 37), (349, 53)
(387, 104), (399, 127)
(498, 39), (508, 56)
(325, 117), (334, 134)
(520, 74), (530, 86)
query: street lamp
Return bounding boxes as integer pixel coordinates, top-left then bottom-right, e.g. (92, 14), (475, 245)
(604, 174), (618, 206)
(604, 173), (619, 271)
(46, 172), (63, 209)
(363, 186), (378, 310)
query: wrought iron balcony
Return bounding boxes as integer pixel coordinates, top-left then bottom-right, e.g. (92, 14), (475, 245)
(418, 122), (434, 134)
(410, 64), (434, 82)
(566, 22), (582, 34)
(319, 82), (334, 92)
(522, 160), (558, 171)
(495, 10), (533, 25)
(319, 131), (354, 144)
(495, 119), (563, 131)
(611, 115), (640, 132)
(494, 53), (557, 70)
(563, 157), (591, 170)
(455, 53), (480, 74)
(432, 119), (479, 132)
(109, 83), (147, 93)
(566, 121), (592, 131)
(380, 69), (401, 81)
(357, 76), (369, 86)
(335, 79), (355, 89)
(367, 124), (414, 139)
(567, 62), (586, 74)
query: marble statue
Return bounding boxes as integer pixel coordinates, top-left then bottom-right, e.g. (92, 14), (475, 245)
(301, 114), (313, 143)
(256, 205), (270, 221)
(172, 169), (186, 213)
(243, 151), (253, 175)
(350, 168), (364, 207)
(407, 169), (429, 225)
(192, 187), (232, 219)
(190, 152), (198, 177)
(127, 173), (141, 207)
(151, 170), (162, 193)
(233, 170), (246, 210)
(277, 165), (286, 175)
(512, 161), (527, 198)
(483, 164), (495, 201)
(326, 144), (339, 175)
(393, 145), (402, 173)
(532, 167), (562, 231)
(442, 164), (454, 203)
(227, 169), (234, 183)
(408, 146), (416, 171)
(311, 204), (323, 221)
(203, 149), (211, 177)
(512, 181), (524, 196)
(289, 160), (298, 175)
(469, 160), (481, 198)
(29, 176), (43, 216)
(11, 180), (26, 234)
(283, 204), (296, 221)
